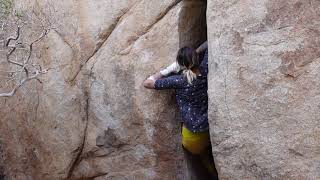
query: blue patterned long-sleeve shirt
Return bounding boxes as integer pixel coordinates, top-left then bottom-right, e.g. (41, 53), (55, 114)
(155, 50), (208, 132)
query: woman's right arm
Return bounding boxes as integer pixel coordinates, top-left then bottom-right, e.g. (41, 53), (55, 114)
(196, 41), (208, 54)
(160, 42), (208, 77)
(160, 62), (181, 76)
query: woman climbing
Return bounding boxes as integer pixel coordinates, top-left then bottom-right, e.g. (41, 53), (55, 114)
(143, 41), (217, 178)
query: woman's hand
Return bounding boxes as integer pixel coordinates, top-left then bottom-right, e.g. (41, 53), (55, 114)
(143, 72), (163, 89)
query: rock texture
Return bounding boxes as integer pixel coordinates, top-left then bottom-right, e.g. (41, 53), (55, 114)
(0, 0), (207, 179)
(207, 0), (320, 179)
(1, 0), (320, 179)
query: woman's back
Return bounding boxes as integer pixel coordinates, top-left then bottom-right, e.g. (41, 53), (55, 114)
(154, 49), (208, 132)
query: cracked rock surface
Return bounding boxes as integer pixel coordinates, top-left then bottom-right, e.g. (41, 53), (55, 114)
(208, 0), (320, 179)
(0, 0), (199, 179)
(1, 0), (320, 179)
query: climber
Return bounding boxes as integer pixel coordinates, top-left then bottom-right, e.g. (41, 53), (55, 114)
(143, 41), (217, 178)
(143, 41), (210, 155)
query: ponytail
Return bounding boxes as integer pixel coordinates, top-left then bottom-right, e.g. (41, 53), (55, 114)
(183, 69), (197, 84)
(176, 47), (200, 84)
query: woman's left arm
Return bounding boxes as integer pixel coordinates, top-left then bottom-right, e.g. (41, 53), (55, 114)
(144, 61), (181, 89)
(143, 72), (162, 89)
(144, 73), (182, 90)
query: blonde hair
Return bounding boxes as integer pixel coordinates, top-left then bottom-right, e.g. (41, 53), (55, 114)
(183, 69), (197, 84)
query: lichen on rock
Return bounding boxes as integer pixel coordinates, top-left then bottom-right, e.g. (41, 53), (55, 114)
(0, 0), (12, 17)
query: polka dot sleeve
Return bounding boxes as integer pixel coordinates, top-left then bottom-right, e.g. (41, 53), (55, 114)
(154, 75), (185, 90)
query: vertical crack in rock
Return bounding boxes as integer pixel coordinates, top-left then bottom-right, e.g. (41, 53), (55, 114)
(66, 68), (94, 179)
(66, 91), (89, 179)
(34, 87), (40, 122)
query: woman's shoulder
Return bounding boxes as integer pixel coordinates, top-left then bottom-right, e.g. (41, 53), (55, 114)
(199, 50), (208, 75)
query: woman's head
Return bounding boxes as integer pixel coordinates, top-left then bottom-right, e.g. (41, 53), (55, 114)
(176, 47), (199, 84)
(176, 47), (199, 69)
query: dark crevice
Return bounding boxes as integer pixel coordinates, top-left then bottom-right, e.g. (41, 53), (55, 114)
(66, 80), (91, 179)
(178, 0), (219, 179)
(179, 0), (207, 48)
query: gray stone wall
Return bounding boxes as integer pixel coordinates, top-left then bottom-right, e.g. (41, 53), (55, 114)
(207, 0), (320, 179)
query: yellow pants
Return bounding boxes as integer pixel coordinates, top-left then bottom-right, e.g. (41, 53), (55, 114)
(182, 126), (210, 155)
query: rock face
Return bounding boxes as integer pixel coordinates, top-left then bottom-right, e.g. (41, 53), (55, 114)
(0, 0), (207, 179)
(207, 0), (320, 179)
(1, 0), (320, 179)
